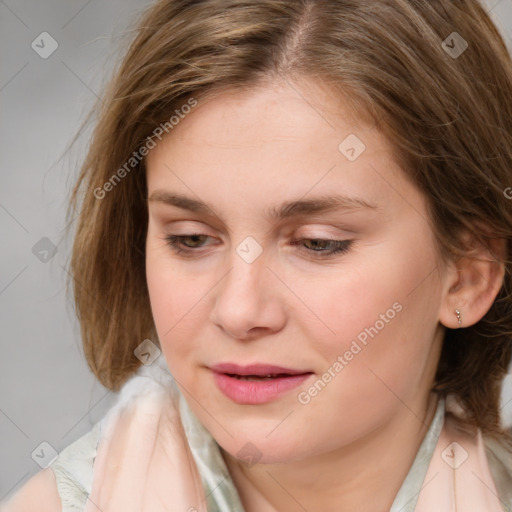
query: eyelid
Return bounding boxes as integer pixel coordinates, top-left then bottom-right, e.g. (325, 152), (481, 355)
(294, 227), (356, 237)
(156, 215), (359, 233)
(161, 225), (354, 243)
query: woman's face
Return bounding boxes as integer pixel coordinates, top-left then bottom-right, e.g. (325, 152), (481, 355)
(145, 78), (448, 463)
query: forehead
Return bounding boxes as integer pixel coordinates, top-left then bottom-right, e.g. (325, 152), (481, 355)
(145, 79), (423, 221)
(149, 79), (370, 153)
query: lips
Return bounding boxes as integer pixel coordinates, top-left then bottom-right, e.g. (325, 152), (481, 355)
(210, 363), (313, 404)
(211, 362), (310, 377)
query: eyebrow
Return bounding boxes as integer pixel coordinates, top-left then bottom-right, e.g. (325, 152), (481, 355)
(148, 190), (381, 221)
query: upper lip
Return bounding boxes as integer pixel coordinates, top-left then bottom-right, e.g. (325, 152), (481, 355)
(210, 363), (312, 376)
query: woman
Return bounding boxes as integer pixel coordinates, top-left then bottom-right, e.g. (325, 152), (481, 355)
(3, 0), (512, 510)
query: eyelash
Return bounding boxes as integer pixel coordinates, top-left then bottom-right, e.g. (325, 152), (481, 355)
(162, 234), (353, 258)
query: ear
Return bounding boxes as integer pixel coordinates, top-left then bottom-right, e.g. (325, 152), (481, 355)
(439, 230), (506, 329)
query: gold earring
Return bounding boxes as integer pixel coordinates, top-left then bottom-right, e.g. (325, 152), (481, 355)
(455, 309), (462, 326)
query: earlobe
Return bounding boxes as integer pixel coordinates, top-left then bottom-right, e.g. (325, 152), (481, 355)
(439, 233), (506, 330)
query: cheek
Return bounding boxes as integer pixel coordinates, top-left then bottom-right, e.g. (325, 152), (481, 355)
(145, 250), (207, 366)
(294, 258), (403, 355)
(301, 234), (442, 393)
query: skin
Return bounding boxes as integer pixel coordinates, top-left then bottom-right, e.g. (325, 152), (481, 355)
(144, 78), (504, 512)
(0, 469), (62, 512)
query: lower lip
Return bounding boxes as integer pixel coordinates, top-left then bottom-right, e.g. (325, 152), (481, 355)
(212, 371), (312, 404)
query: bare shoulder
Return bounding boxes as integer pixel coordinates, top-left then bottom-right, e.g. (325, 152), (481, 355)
(0, 468), (62, 512)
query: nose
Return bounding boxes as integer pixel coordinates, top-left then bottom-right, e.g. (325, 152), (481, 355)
(209, 247), (287, 341)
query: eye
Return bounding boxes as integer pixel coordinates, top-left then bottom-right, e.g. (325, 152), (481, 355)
(162, 234), (353, 259)
(290, 238), (354, 258)
(162, 234), (213, 254)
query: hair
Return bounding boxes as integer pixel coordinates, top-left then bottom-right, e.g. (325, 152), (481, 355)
(66, 0), (512, 438)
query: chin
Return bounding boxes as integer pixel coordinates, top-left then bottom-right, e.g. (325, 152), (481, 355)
(220, 440), (305, 465)
(211, 425), (316, 466)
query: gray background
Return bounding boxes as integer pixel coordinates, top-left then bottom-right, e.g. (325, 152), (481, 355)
(1, 0), (512, 500)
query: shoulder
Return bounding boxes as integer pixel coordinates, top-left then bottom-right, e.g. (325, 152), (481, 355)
(0, 468), (61, 512)
(1, 421), (103, 512)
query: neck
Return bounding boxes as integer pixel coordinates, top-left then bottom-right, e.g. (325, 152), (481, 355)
(222, 393), (439, 512)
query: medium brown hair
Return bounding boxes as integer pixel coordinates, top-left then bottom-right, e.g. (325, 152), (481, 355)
(66, 0), (512, 437)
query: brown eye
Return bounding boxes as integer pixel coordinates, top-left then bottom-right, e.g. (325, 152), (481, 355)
(290, 238), (353, 257)
(163, 234), (213, 254)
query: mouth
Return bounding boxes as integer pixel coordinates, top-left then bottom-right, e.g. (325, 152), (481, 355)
(210, 363), (314, 404)
(224, 373), (302, 381)
(211, 362), (311, 378)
